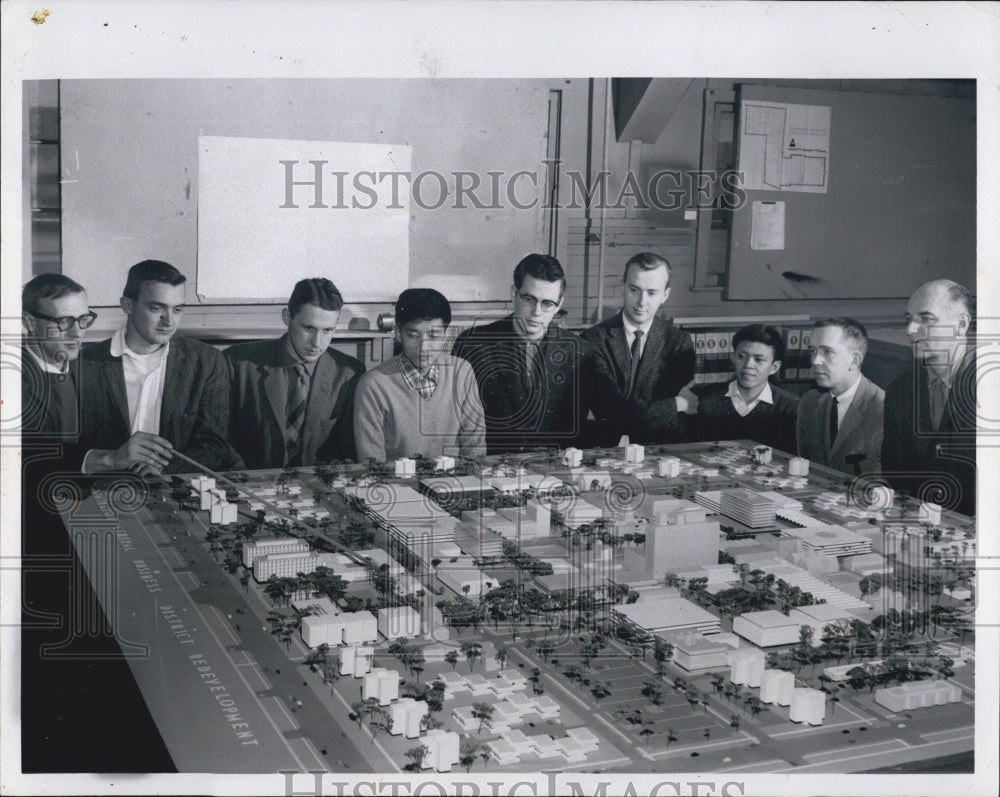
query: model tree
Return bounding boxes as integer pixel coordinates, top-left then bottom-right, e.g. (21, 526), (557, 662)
(471, 702), (494, 735)
(459, 739), (482, 772)
(404, 744), (429, 772)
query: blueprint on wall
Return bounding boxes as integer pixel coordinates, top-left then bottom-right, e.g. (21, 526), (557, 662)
(739, 101), (831, 193)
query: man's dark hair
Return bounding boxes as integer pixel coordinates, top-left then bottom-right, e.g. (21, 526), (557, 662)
(623, 252), (671, 286)
(288, 278), (344, 318)
(733, 324), (785, 363)
(814, 316), (869, 356)
(513, 254), (566, 295)
(122, 260), (186, 301)
(396, 288), (451, 328)
(22, 273), (86, 315)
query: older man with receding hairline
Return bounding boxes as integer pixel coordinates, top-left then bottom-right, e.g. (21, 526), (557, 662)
(883, 279), (977, 515)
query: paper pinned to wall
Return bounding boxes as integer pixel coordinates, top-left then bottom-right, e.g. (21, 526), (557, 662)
(751, 200), (785, 250)
(197, 136), (411, 302)
(739, 100), (831, 193)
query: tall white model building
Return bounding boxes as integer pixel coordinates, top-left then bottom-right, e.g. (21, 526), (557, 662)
(728, 647), (766, 687)
(422, 729), (461, 772)
(760, 669), (795, 705)
(340, 645), (374, 677)
(362, 667), (400, 705)
(390, 698), (429, 738)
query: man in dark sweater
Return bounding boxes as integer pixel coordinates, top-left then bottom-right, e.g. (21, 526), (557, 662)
(690, 324), (799, 453)
(452, 254), (611, 454)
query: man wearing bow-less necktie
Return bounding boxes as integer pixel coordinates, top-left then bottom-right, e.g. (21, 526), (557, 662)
(226, 278), (365, 468)
(452, 254), (611, 454)
(883, 280), (977, 516)
(581, 252), (697, 445)
(796, 317), (884, 477)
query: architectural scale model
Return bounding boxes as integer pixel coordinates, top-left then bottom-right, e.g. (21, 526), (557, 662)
(80, 440), (976, 774)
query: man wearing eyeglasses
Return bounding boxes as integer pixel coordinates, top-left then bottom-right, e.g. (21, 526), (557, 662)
(452, 253), (606, 453)
(21, 274), (96, 452)
(581, 252), (697, 444)
(81, 260), (243, 475)
(20, 273), (176, 772)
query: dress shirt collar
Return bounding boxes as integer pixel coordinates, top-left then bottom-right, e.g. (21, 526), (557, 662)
(830, 373), (862, 404)
(726, 379), (774, 405)
(398, 355), (439, 398)
(110, 323), (169, 362)
(726, 379), (773, 417)
(25, 344), (67, 374)
(282, 335), (319, 376)
(622, 314), (655, 340)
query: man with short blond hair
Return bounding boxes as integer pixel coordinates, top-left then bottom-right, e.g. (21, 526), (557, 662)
(226, 277), (365, 467)
(581, 252), (696, 444)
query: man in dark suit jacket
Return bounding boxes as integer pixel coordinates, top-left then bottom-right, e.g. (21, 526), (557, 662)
(883, 280), (976, 516)
(797, 318), (884, 476)
(580, 252), (697, 444)
(452, 254), (609, 454)
(81, 260), (241, 474)
(226, 278), (365, 467)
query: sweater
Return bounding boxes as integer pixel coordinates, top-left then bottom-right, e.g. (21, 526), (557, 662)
(691, 382), (800, 454)
(353, 354), (486, 462)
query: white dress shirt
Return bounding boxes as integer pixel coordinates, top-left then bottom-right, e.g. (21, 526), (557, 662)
(726, 380), (774, 417)
(110, 324), (169, 435)
(622, 316), (654, 361)
(830, 374), (862, 428)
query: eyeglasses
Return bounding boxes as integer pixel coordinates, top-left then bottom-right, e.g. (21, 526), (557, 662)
(30, 311), (98, 332)
(514, 289), (560, 312)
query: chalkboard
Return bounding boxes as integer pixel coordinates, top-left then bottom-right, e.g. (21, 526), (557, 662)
(60, 79), (550, 305)
(727, 84), (975, 300)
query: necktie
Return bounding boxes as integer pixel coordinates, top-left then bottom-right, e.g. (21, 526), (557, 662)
(286, 362), (309, 463)
(929, 378), (947, 430)
(628, 329), (644, 395)
(523, 341), (537, 391)
(829, 394), (839, 445)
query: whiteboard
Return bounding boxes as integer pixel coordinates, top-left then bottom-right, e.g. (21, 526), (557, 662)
(197, 136), (411, 302)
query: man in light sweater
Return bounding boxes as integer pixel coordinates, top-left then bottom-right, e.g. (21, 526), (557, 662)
(353, 288), (486, 463)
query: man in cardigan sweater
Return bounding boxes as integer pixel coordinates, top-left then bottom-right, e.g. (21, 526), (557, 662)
(354, 288), (486, 462)
(690, 324), (799, 453)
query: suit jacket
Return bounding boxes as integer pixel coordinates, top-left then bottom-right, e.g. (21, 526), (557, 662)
(797, 374), (884, 476)
(692, 382), (800, 454)
(882, 350), (976, 516)
(81, 335), (243, 473)
(580, 312), (695, 444)
(225, 336), (365, 467)
(452, 315), (610, 454)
